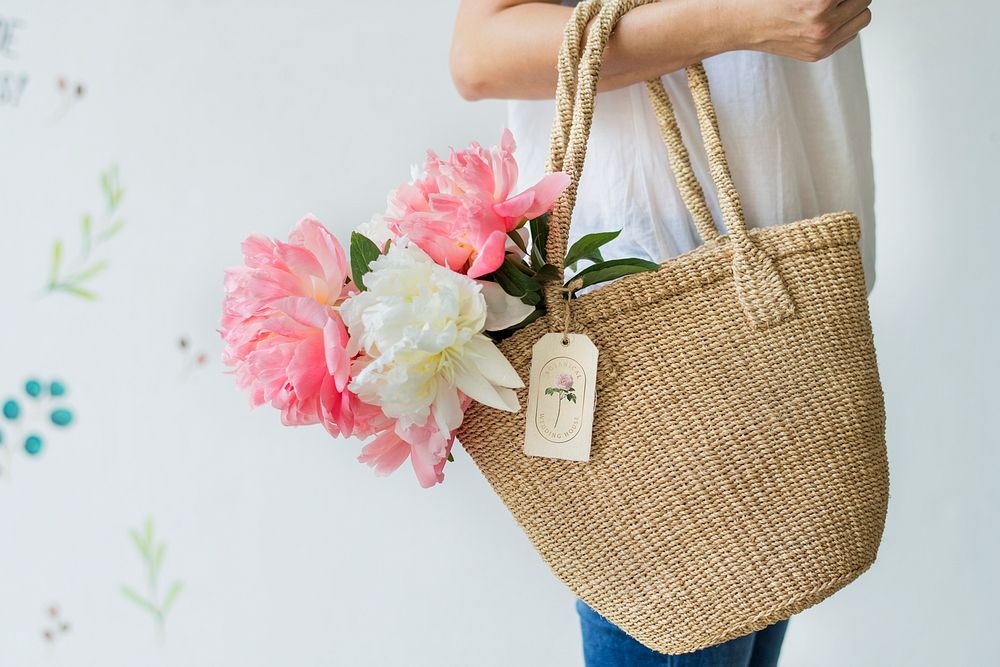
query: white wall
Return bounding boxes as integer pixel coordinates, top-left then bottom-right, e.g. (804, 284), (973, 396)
(779, 2), (1000, 665)
(0, 1), (995, 665)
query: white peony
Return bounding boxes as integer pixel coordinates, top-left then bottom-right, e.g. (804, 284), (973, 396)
(477, 279), (537, 332)
(340, 240), (524, 438)
(354, 214), (393, 250)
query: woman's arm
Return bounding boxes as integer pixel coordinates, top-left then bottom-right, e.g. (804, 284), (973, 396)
(450, 0), (872, 100)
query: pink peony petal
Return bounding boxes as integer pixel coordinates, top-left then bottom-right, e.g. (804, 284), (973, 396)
(323, 318), (351, 392)
(500, 128), (516, 154)
(491, 189), (536, 223)
(288, 215), (348, 287)
(409, 443), (446, 488)
(382, 130), (543, 280)
(397, 421), (450, 488)
(220, 219), (358, 440)
(274, 240), (325, 280)
(286, 334), (328, 400)
(357, 429), (411, 477)
(524, 172), (571, 216)
(466, 230), (508, 279)
(493, 172), (570, 222)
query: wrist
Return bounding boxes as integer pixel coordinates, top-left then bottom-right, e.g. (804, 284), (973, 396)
(709, 0), (762, 54)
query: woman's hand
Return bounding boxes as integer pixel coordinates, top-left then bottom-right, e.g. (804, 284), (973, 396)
(731, 0), (873, 62)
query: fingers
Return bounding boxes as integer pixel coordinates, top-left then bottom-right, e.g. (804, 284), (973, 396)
(828, 6), (872, 45)
(802, 1), (871, 61)
(830, 0), (872, 26)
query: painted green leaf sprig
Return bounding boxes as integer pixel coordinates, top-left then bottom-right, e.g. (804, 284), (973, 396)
(121, 517), (183, 628)
(45, 164), (126, 301)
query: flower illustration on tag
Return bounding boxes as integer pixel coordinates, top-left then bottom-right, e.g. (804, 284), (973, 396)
(536, 359), (586, 443)
(544, 372), (577, 428)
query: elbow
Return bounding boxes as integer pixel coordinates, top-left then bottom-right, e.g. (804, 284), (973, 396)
(450, 40), (491, 101)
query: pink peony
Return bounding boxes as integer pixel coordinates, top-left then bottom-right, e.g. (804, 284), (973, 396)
(384, 129), (569, 279)
(356, 394), (472, 489)
(220, 215), (389, 438)
(555, 372), (574, 391)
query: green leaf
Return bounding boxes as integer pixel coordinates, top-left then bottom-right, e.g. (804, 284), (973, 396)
(446, 452), (454, 462)
(528, 215), (549, 270)
(161, 581), (183, 618)
(81, 214), (93, 255)
(564, 230), (620, 268)
(48, 240), (63, 286)
(567, 393), (577, 403)
(532, 263), (561, 284)
(568, 258), (659, 292)
(350, 232), (382, 291)
(509, 258), (535, 276)
(97, 219), (125, 242)
(507, 229), (527, 254)
(150, 543), (167, 584)
(100, 170), (112, 200)
(70, 260), (110, 283)
(101, 165), (124, 210)
(491, 257), (541, 300)
(128, 528), (146, 557)
(522, 290), (542, 306)
(121, 585), (160, 619)
(544, 388), (555, 395)
(60, 284), (99, 301)
(110, 187), (125, 211)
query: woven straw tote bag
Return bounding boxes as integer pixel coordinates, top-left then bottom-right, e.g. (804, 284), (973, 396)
(457, 0), (889, 654)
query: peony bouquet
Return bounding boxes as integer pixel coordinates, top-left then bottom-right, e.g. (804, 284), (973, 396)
(219, 130), (656, 487)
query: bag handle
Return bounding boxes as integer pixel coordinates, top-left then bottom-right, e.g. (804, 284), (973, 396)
(543, 0), (795, 330)
(644, 78), (719, 243)
(546, 0), (602, 178)
(547, 0), (719, 245)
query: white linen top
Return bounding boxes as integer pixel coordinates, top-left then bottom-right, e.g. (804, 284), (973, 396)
(507, 41), (877, 295)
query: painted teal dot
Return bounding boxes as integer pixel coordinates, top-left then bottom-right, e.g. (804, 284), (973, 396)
(24, 434), (43, 455)
(2, 400), (19, 420)
(50, 409), (74, 427)
(25, 379), (43, 398)
(49, 380), (66, 397)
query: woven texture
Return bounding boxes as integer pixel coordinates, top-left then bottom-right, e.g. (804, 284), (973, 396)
(458, 0), (888, 655)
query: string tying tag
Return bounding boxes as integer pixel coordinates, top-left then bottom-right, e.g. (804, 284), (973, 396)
(560, 277), (584, 344)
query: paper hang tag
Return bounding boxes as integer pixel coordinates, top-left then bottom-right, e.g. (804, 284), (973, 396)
(523, 333), (598, 462)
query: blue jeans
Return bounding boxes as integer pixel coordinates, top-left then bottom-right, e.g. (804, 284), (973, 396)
(576, 598), (789, 667)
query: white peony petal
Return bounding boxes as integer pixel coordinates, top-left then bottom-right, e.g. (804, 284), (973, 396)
(477, 280), (537, 332)
(451, 369), (505, 412)
(354, 214), (393, 251)
(465, 335), (525, 389)
(342, 240), (525, 421)
(452, 357), (521, 413)
(490, 386), (521, 413)
(432, 381), (465, 436)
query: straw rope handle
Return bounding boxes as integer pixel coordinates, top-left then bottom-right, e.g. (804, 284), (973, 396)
(644, 79), (718, 243)
(546, 0), (719, 244)
(543, 0), (795, 329)
(546, 0), (602, 177)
